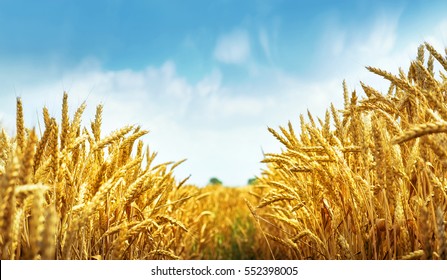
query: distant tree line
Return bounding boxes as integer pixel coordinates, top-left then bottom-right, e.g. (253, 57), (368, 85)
(207, 177), (259, 186)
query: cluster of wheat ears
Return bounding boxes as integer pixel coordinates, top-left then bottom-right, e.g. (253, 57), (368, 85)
(1, 42), (446, 260)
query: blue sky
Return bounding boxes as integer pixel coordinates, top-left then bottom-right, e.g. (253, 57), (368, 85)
(1, 0), (447, 185)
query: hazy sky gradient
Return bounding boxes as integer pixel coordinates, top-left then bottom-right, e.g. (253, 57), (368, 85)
(1, 0), (446, 185)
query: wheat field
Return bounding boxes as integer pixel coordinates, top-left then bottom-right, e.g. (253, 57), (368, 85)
(0, 42), (446, 260)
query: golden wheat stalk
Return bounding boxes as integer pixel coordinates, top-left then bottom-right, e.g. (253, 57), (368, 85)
(392, 121), (447, 144)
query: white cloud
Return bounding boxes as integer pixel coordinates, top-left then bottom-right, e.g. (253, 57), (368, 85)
(356, 13), (398, 56)
(259, 27), (272, 60)
(437, 19), (447, 44)
(317, 11), (417, 94)
(196, 69), (222, 97)
(423, 19), (447, 53)
(213, 29), (251, 64)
